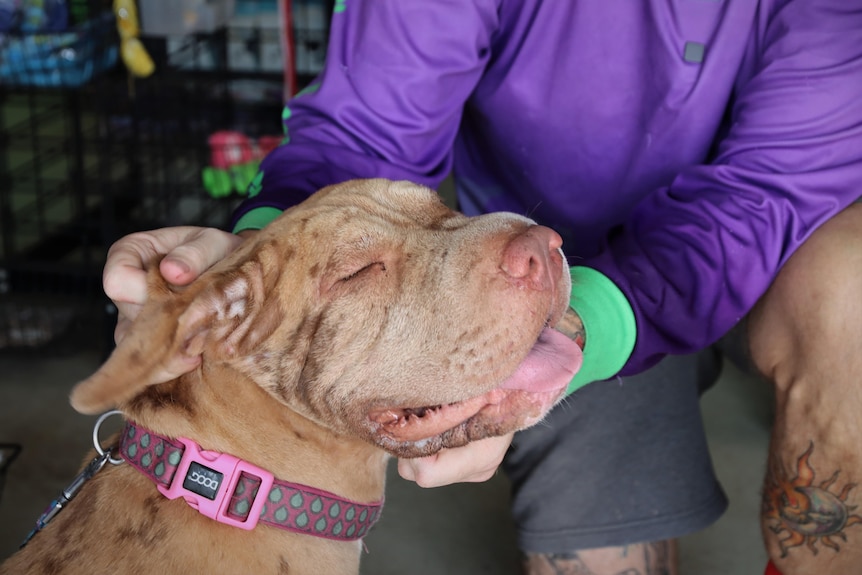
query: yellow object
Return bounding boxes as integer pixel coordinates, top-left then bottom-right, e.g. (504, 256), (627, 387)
(120, 37), (155, 77)
(114, 0), (155, 78)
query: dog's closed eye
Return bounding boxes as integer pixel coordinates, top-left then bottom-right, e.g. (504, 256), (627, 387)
(322, 260), (389, 296)
(340, 262), (387, 283)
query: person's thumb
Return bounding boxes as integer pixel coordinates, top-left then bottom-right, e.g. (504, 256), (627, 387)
(158, 228), (246, 285)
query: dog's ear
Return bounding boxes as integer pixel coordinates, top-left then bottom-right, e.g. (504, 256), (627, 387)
(70, 253), (282, 415)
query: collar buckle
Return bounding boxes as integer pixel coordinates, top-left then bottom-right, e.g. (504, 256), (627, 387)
(157, 437), (274, 530)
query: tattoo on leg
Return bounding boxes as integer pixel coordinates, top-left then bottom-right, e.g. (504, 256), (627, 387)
(763, 442), (862, 557)
(522, 541), (672, 575)
(523, 551), (597, 575)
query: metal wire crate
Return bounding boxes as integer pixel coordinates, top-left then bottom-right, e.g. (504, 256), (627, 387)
(0, 84), (120, 354)
(1, 2), (331, 354)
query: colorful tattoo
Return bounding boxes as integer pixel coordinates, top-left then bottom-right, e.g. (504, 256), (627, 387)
(522, 541), (672, 575)
(763, 442), (862, 557)
(522, 552), (594, 575)
(557, 307), (586, 350)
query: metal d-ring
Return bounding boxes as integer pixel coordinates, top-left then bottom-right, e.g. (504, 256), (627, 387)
(92, 410), (125, 465)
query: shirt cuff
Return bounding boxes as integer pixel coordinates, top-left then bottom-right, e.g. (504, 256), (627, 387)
(566, 266), (637, 395)
(232, 207), (284, 233)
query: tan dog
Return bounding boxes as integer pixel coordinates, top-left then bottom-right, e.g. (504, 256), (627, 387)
(0, 179), (581, 575)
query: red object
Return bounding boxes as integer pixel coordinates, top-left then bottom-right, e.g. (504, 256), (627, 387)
(256, 135), (283, 159)
(280, 0), (296, 97)
(208, 131), (254, 169)
(765, 561), (783, 575)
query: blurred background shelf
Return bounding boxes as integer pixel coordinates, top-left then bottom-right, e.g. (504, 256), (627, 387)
(0, 0), (331, 356)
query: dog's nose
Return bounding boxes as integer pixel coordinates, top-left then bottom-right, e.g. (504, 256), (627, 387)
(500, 226), (564, 290)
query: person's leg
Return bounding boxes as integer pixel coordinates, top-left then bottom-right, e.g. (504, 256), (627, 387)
(748, 203), (862, 573)
(523, 540), (677, 574)
(503, 349), (726, 575)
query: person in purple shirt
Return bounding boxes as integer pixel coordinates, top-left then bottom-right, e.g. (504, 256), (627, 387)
(104, 1), (862, 573)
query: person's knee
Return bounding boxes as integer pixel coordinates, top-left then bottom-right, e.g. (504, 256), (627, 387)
(751, 204), (862, 573)
(521, 541), (678, 575)
(748, 204), (862, 392)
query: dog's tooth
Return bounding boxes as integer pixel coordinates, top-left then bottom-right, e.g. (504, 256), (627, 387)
(370, 409), (402, 424)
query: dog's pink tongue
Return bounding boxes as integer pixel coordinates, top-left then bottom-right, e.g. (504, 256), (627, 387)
(499, 328), (583, 393)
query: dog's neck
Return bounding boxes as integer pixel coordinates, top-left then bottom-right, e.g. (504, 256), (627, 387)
(122, 361), (389, 506)
(0, 365), (390, 575)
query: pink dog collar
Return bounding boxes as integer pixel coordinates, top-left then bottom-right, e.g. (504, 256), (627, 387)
(119, 422), (383, 541)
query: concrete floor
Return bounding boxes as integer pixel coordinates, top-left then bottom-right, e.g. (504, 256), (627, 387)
(0, 339), (771, 573)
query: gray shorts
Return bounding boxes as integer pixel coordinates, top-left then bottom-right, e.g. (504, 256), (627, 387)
(502, 346), (730, 552)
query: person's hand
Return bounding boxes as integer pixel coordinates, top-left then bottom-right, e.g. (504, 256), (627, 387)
(103, 227), (253, 379)
(397, 432), (514, 487)
(395, 309), (585, 488)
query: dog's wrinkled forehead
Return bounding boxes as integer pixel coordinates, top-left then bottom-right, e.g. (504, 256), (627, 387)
(261, 180), (466, 282)
(293, 179), (462, 230)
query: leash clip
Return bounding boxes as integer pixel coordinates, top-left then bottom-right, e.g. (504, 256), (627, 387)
(92, 410), (126, 465)
(20, 450), (112, 548)
(20, 411), (125, 548)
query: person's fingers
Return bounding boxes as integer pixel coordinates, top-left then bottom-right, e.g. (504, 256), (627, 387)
(103, 227), (245, 303)
(104, 227), (250, 346)
(103, 243), (150, 307)
(158, 228), (245, 285)
(103, 257), (148, 343)
(397, 432), (514, 488)
(104, 227), (194, 305)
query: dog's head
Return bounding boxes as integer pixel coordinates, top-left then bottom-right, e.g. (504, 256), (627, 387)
(71, 179), (581, 457)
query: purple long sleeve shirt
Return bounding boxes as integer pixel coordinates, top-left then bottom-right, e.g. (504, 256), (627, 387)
(233, 0), (862, 376)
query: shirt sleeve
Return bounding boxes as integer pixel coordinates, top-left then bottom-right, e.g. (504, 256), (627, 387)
(230, 0), (499, 231)
(582, 0), (862, 375)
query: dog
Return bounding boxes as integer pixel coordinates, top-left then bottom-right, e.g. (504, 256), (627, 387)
(0, 179), (582, 575)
